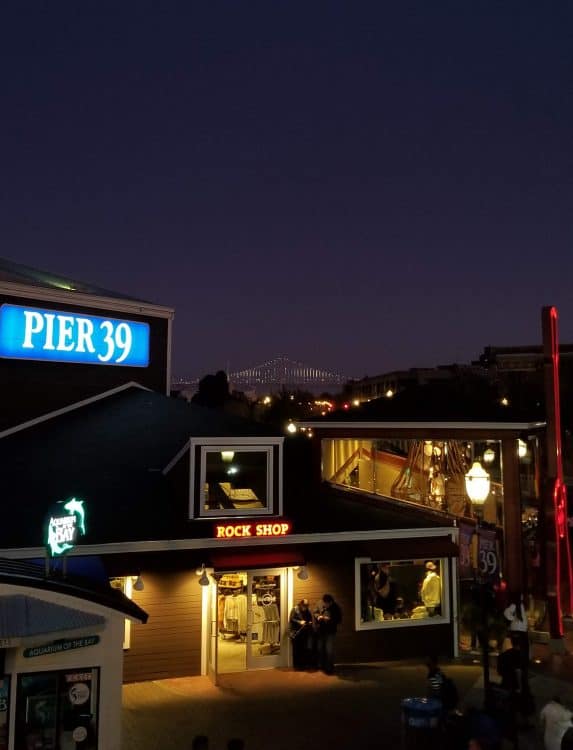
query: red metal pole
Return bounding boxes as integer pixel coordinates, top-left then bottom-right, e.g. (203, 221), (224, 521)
(542, 306), (573, 640)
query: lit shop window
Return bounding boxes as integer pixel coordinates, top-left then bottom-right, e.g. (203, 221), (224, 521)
(199, 446), (273, 517)
(110, 577), (133, 649)
(323, 438), (504, 524)
(355, 558), (449, 630)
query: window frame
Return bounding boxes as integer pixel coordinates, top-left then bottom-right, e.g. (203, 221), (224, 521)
(189, 437), (283, 519)
(354, 557), (451, 631)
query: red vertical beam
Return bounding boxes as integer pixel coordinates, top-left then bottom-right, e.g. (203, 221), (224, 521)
(542, 306), (573, 639)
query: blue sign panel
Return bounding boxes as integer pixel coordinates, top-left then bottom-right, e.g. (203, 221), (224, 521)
(0, 304), (150, 367)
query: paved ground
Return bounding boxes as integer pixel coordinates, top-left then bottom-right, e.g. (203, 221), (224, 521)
(122, 644), (573, 750)
(122, 661), (480, 750)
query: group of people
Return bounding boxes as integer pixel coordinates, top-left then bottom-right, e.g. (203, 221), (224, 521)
(288, 594), (342, 674)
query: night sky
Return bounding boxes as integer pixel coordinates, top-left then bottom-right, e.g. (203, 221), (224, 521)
(1, 2), (572, 380)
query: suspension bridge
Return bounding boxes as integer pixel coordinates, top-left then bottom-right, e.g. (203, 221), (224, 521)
(174, 355), (349, 394)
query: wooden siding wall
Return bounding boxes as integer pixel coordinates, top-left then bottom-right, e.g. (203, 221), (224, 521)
(294, 559), (454, 662)
(123, 553), (455, 683)
(124, 569), (202, 682)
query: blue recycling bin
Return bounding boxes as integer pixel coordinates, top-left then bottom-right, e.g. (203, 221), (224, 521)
(401, 697), (442, 749)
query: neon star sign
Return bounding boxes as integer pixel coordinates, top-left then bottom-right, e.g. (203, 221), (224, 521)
(46, 498), (86, 557)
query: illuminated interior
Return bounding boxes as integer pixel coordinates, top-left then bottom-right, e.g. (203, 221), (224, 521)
(322, 437), (507, 523)
(202, 449), (268, 513)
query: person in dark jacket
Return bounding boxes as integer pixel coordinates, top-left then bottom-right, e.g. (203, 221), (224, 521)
(289, 598), (313, 669)
(314, 594), (342, 675)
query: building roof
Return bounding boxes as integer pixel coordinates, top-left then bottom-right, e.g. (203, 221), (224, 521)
(0, 382), (454, 554)
(0, 385), (281, 548)
(0, 595), (105, 639)
(0, 558), (147, 622)
(320, 378), (546, 426)
(0, 256), (153, 303)
(289, 483), (456, 533)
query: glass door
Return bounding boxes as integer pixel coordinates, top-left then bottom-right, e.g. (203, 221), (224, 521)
(247, 569), (286, 670)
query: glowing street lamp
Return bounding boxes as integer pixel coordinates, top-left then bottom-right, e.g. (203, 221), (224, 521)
(465, 461), (491, 507)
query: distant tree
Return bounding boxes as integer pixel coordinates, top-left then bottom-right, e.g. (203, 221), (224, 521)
(191, 370), (230, 408)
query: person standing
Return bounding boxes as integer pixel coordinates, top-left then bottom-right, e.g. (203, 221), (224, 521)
(314, 594), (342, 675)
(503, 592), (530, 689)
(421, 561), (441, 616)
(373, 563), (398, 618)
(289, 598), (313, 669)
(540, 697), (573, 750)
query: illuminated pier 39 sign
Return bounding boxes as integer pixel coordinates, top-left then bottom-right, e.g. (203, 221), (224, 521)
(0, 304), (150, 367)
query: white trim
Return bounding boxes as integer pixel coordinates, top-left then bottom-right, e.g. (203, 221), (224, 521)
(163, 439), (190, 474)
(0, 526), (457, 559)
(451, 555), (459, 658)
(0, 280), (174, 319)
(0, 381), (149, 439)
(297, 421), (546, 431)
(188, 437), (284, 520)
(200, 573), (212, 676)
(166, 314), (174, 395)
(198, 445), (273, 519)
(192, 437), (284, 446)
(354, 556), (451, 631)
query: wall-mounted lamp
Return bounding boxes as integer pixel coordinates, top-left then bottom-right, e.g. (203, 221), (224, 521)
(133, 575), (145, 592)
(518, 439), (528, 459)
(287, 422), (297, 434)
(296, 566), (309, 581)
(221, 451), (235, 463)
(197, 564), (210, 587)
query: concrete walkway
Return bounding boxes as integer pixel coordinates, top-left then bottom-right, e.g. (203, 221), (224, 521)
(122, 662), (480, 750)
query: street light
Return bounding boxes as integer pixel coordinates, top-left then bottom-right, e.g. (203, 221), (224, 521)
(465, 460), (492, 707)
(465, 461), (491, 507)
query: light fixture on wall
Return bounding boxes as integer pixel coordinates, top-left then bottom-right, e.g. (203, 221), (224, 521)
(518, 439), (528, 459)
(464, 461), (491, 506)
(296, 566), (309, 581)
(287, 421), (297, 434)
(133, 575), (145, 592)
(483, 447), (495, 464)
(197, 564), (210, 586)
(221, 451), (235, 463)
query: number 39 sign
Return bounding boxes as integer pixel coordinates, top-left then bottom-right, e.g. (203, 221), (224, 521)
(0, 304), (149, 367)
(478, 527), (499, 582)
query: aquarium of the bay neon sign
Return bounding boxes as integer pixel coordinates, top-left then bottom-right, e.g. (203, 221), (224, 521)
(46, 498), (86, 557)
(0, 304), (149, 367)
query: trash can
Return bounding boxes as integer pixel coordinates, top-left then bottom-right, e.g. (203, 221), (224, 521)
(400, 697), (442, 749)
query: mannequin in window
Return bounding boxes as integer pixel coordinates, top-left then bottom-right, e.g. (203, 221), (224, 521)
(421, 561), (441, 616)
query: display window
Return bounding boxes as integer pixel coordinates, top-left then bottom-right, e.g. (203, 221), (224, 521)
(15, 667), (99, 750)
(0, 675), (9, 750)
(199, 446), (273, 517)
(323, 438), (505, 525)
(355, 558), (450, 630)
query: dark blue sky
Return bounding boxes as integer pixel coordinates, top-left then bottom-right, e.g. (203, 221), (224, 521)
(1, 2), (572, 379)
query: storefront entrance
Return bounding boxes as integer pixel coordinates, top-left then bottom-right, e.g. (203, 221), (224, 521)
(206, 568), (289, 681)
